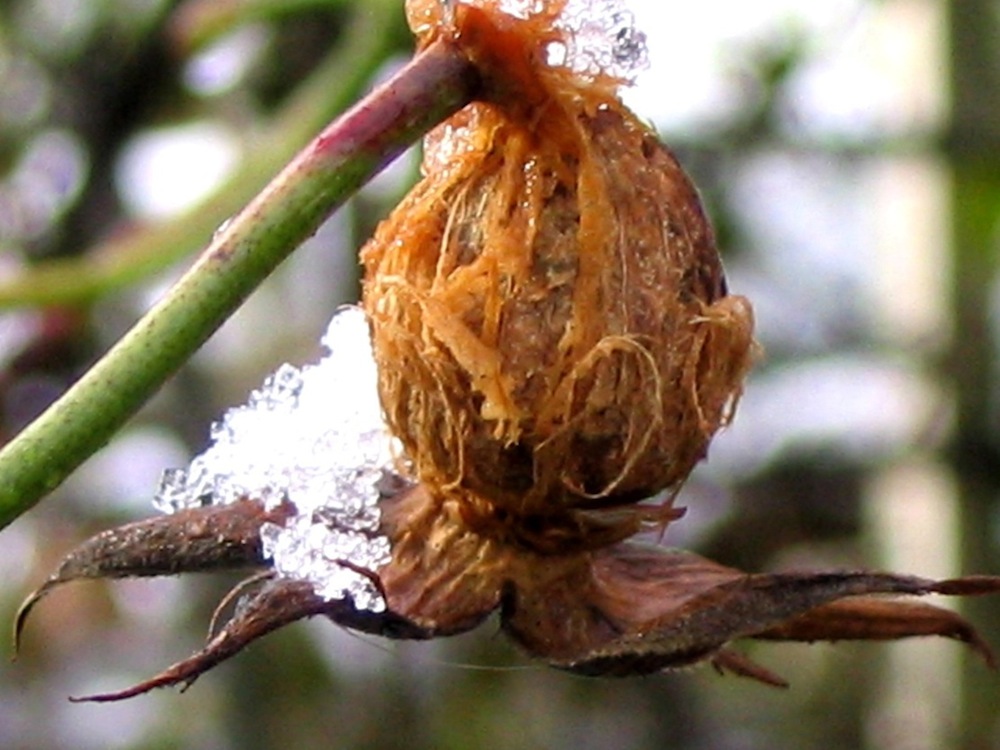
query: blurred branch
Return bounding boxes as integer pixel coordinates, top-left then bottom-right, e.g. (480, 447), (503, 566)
(170, 0), (376, 52)
(949, 3), (1000, 745)
(0, 2), (399, 310)
(171, 0), (370, 52)
(0, 36), (480, 530)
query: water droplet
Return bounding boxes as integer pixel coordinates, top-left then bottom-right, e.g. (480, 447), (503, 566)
(213, 215), (234, 240)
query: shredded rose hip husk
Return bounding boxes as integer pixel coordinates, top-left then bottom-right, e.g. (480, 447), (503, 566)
(362, 0), (755, 548)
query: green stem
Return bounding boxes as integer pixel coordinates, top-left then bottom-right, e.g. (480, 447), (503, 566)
(0, 37), (479, 530)
(0, 2), (399, 309)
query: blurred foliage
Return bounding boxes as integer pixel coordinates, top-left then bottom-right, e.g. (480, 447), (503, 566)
(1, 1), (999, 749)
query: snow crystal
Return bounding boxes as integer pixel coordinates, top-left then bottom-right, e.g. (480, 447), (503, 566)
(555, 0), (648, 81)
(153, 305), (406, 613)
(487, 0), (648, 81)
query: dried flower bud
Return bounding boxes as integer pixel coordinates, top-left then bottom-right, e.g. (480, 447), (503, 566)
(363, 0), (755, 542)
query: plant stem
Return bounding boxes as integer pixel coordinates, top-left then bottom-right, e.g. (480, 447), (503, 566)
(0, 37), (479, 531)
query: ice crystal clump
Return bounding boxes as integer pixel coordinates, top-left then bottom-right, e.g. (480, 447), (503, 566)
(556, 0), (648, 81)
(494, 0), (545, 18)
(459, 0), (648, 81)
(152, 306), (402, 612)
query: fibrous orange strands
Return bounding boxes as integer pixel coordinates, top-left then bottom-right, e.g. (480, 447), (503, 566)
(362, 0), (755, 548)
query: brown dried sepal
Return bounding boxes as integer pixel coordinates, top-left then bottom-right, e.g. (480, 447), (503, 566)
(363, 1), (755, 547)
(12, 500), (294, 652)
(12, 497), (439, 701)
(13, 490), (1000, 701)
(71, 576), (434, 703)
(501, 543), (1000, 682)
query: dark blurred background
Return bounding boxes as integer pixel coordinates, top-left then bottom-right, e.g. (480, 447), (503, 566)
(1, 1), (999, 748)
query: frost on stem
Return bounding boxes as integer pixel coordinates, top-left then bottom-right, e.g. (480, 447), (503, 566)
(154, 306), (404, 613)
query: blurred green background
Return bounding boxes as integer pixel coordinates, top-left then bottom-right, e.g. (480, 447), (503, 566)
(1, 1), (999, 748)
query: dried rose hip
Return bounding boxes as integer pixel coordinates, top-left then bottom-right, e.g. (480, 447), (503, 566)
(362, 0), (754, 548)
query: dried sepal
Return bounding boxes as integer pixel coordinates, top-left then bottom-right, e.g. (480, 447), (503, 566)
(376, 484), (505, 633)
(15, 486), (1000, 700)
(68, 576), (432, 703)
(206, 569), (276, 640)
(13, 500), (293, 653)
(70, 578), (326, 702)
(710, 648), (790, 688)
(753, 596), (997, 667)
(20, 496), (438, 702)
(501, 543), (1000, 682)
